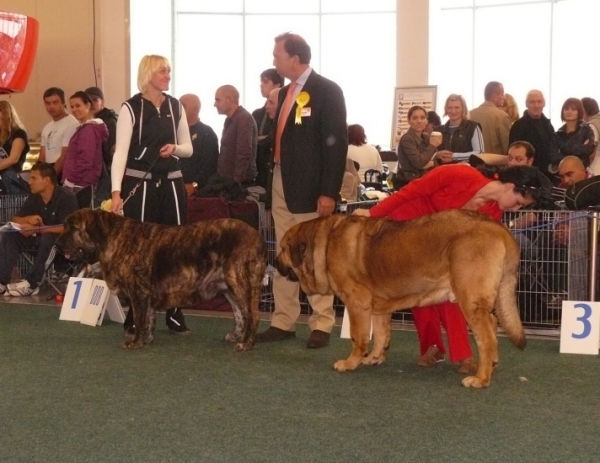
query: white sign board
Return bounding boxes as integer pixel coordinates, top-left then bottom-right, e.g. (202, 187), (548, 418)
(559, 301), (600, 355)
(340, 308), (372, 340)
(59, 277), (125, 326)
(80, 279), (111, 326)
(59, 277), (95, 322)
(390, 85), (438, 151)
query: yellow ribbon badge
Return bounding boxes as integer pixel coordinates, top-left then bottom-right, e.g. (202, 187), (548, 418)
(295, 91), (310, 124)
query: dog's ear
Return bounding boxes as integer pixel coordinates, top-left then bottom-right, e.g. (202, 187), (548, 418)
(290, 241), (306, 269)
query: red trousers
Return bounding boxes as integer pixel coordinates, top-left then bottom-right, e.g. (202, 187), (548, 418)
(412, 301), (472, 363)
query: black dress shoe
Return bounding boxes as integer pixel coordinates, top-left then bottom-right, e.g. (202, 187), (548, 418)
(255, 326), (296, 342)
(307, 329), (330, 348)
(168, 324), (192, 335)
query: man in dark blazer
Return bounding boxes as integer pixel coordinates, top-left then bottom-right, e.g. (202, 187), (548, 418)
(256, 32), (347, 348)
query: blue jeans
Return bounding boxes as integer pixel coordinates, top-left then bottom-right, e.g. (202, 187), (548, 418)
(0, 231), (57, 287)
(1, 170), (30, 195)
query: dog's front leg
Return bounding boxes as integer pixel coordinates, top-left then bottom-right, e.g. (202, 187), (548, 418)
(334, 307), (371, 372)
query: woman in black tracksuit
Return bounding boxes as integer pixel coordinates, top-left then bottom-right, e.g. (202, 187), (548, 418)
(111, 54), (193, 334)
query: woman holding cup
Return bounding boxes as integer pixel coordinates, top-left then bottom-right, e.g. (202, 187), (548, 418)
(434, 94), (485, 163)
(394, 105), (442, 189)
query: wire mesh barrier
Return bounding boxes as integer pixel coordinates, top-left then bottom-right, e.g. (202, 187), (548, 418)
(0, 195), (32, 278)
(503, 210), (590, 334)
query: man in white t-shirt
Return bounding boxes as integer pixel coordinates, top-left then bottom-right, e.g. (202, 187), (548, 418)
(39, 87), (79, 175)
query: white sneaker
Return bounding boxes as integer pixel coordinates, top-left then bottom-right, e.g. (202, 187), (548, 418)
(0, 283), (6, 296)
(6, 280), (40, 297)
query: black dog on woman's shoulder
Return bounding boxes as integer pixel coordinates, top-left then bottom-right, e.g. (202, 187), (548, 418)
(56, 209), (267, 351)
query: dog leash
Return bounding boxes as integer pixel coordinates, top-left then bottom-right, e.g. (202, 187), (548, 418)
(121, 155), (161, 208)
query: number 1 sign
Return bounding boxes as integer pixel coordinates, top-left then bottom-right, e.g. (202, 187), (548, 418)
(59, 278), (95, 322)
(559, 301), (600, 355)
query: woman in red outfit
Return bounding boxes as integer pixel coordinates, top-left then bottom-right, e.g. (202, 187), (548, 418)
(353, 163), (550, 372)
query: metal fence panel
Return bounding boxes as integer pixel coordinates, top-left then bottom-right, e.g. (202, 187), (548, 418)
(0, 195), (31, 277)
(503, 210), (589, 333)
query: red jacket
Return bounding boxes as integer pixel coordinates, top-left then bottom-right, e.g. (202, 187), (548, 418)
(369, 164), (502, 221)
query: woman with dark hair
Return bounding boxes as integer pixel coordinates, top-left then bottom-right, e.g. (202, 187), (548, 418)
(425, 111), (441, 135)
(394, 105), (442, 188)
(0, 101), (30, 194)
(346, 124), (382, 181)
(62, 91), (108, 190)
(556, 98), (595, 167)
(354, 163), (550, 372)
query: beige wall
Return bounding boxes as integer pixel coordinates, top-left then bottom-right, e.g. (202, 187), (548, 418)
(397, 0), (429, 87)
(0, 0), (129, 139)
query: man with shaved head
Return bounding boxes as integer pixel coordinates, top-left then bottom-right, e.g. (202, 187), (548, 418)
(179, 93), (219, 195)
(214, 85), (258, 184)
(509, 90), (559, 181)
(558, 155), (590, 187)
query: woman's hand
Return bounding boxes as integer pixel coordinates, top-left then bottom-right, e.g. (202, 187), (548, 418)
(352, 209), (371, 217)
(429, 135), (442, 148)
(159, 144), (176, 157)
(436, 150), (454, 163)
(110, 191), (123, 214)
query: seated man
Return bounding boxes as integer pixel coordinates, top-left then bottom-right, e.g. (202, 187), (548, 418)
(0, 162), (78, 296)
(558, 155), (591, 188)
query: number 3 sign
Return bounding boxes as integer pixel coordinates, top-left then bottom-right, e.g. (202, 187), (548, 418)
(559, 301), (600, 355)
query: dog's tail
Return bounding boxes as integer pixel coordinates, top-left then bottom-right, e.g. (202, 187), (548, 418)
(494, 240), (526, 350)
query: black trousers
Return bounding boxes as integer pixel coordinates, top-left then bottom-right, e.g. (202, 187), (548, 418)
(121, 174), (188, 330)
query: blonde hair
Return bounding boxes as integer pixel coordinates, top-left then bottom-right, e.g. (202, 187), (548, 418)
(444, 94), (469, 119)
(137, 55), (171, 93)
(503, 93), (520, 123)
(0, 101), (26, 145)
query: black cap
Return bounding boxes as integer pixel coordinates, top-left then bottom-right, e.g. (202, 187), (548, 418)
(85, 86), (104, 100)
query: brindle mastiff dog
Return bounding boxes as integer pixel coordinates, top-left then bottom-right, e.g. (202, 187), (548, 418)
(276, 210), (525, 388)
(56, 209), (266, 351)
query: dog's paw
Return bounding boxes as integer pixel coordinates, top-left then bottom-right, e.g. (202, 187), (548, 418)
(234, 341), (254, 352)
(461, 376), (490, 388)
(362, 354), (386, 366)
(122, 339), (144, 350)
(224, 332), (242, 343)
(333, 359), (360, 372)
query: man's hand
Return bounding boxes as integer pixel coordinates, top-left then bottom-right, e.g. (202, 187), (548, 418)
(352, 209), (371, 217)
(19, 223), (40, 237)
(317, 196), (336, 217)
(25, 215), (43, 227)
(185, 183), (197, 197)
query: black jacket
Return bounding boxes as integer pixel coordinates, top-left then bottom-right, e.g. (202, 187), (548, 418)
(95, 107), (118, 168)
(436, 119), (480, 153)
(509, 111), (559, 176)
(270, 71), (347, 213)
(556, 121), (595, 167)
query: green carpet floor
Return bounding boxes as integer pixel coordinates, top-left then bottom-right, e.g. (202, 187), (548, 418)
(0, 303), (598, 463)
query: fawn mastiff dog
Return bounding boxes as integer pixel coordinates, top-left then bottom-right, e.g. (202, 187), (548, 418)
(56, 209), (267, 351)
(275, 210), (525, 388)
